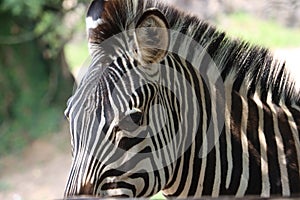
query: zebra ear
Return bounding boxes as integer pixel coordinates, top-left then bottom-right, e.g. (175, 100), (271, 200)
(134, 8), (170, 65)
(86, 0), (106, 55)
(86, 0), (105, 30)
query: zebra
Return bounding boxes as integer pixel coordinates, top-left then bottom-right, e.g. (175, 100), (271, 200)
(64, 0), (300, 198)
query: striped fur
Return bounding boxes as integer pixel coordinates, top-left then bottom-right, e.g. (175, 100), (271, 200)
(64, 0), (300, 198)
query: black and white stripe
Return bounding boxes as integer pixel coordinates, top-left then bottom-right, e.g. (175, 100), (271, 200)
(64, 0), (300, 198)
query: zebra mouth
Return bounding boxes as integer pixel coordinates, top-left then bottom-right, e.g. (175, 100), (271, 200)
(99, 182), (137, 197)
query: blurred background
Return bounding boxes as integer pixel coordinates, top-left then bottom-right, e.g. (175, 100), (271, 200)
(0, 0), (299, 199)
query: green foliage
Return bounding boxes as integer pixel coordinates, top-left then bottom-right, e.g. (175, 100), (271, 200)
(0, 0), (89, 55)
(218, 12), (300, 48)
(0, 33), (67, 156)
(0, 0), (89, 156)
(0, 108), (63, 156)
(65, 40), (89, 70)
(1, 0), (44, 17)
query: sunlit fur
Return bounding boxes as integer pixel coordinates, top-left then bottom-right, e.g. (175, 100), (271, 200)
(64, 0), (300, 198)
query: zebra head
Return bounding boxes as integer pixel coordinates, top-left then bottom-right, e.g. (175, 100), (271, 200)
(64, 0), (184, 197)
(64, 0), (300, 198)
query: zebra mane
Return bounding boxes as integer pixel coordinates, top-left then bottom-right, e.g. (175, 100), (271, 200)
(92, 0), (300, 104)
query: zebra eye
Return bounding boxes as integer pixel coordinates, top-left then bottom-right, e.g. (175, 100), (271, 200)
(118, 108), (143, 132)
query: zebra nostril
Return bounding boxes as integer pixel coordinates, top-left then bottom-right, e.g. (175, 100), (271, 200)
(79, 182), (94, 195)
